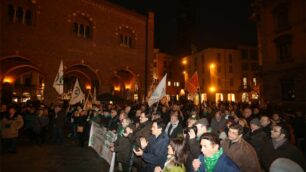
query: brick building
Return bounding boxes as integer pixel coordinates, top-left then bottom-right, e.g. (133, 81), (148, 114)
(153, 49), (184, 101)
(252, 0), (305, 111)
(0, 0), (154, 104)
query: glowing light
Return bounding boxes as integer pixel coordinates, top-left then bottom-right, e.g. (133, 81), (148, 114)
(182, 71), (186, 74)
(114, 85), (120, 91)
(85, 84), (91, 90)
(125, 84), (131, 90)
(209, 86), (216, 93)
(179, 89), (185, 96)
(3, 76), (14, 84)
(182, 59), (187, 65)
(210, 63), (216, 69)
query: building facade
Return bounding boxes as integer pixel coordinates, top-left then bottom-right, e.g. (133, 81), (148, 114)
(252, 0), (305, 111)
(153, 49), (184, 101)
(0, 0), (154, 104)
(181, 47), (260, 103)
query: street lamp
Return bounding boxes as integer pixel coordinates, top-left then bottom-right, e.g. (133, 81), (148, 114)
(209, 86), (216, 93)
(209, 63), (215, 69)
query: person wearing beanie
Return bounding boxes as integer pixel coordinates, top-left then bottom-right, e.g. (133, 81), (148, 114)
(270, 158), (304, 172)
(249, 118), (269, 158)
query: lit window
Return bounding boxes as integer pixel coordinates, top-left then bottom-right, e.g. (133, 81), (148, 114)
(227, 93), (235, 102)
(253, 77), (257, 86)
(177, 82), (180, 87)
(168, 81), (171, 86)
(243, 77), (247, 89)
(215, 93), (223, 102)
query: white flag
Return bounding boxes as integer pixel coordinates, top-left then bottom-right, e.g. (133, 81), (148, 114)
(148, 74), (167, 107)
(53, 60), (64, 95)
(69, 79), (85, 105)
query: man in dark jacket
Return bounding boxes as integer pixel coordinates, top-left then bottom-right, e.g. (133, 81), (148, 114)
(260, 124), (306, 171)
(128, 111), (152, 171)
(249, 118), (269, 157)
(164, 111), (183, 138)
(260, 115), (273, 138)
(133, 118), (169, 172)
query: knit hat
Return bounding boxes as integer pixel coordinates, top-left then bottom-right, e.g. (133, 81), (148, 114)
(195, 118), (209, 126)
(250, 118), (261, 126)
(270, 158), (304, 172)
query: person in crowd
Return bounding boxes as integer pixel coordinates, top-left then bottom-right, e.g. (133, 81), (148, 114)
(186, 118), (209, 172)
(151, 112), (161, 121)
(0, 104), (7, 120)
(1, 106), (24, 153)
(75, 110), (88, 147)
(238, 118), (251, 141)
(269, 158), (304, 172)
(260, 115), (273, 138)
(0, 104), (8, 132)
(242, 107), (254, 125)
(260, 124), (305, 171)
(128, 111), (152, 171)
(33, 108), (49, 144)
(51, 105), (65, 144)
(292, 111), (305, 152)
(165, 111), (183, 138)
(23, 106), (36, 140)
(221, 123), (261, 172)
(210, 111), (227, 135)
(192, 133), (240, 172)
(154, 138), (189, 172)
(110, 121), (135, 172)
(161, 106), (170, 124)
(271, 113), (283, 125)
(133, 118), (169, 172)
(248, 118), (268, 157)
(108, 109), (119, 131)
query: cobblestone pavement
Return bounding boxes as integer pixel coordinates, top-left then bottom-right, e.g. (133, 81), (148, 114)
(0, 138), (110, 172)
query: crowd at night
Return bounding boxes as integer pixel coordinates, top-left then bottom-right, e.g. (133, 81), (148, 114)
(0, 0), (305, 172)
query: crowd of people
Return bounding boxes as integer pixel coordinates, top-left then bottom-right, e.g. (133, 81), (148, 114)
(0, 99), (305, 172)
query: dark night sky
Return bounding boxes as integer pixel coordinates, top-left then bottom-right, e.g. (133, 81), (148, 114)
(108, 0), (257, 56)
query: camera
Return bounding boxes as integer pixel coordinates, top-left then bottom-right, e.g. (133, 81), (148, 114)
(183, 126), (198, 136)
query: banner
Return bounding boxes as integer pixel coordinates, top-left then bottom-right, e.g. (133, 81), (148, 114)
(69, 78), (85, 105)
(186, 72), (200, 96)
(88, 122), (117, 165)
(148, 74), (167, 107)
(53, 60), (64, 95)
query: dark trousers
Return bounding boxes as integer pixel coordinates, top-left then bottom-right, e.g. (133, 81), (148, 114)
(2, 137), (17, 153)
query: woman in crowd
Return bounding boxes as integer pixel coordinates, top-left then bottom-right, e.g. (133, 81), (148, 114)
(154, 138), (189, 172)
(1, 106), (24, 153)
(192, 133), (240, 172)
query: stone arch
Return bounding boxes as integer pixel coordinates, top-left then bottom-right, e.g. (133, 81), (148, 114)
(0, 55), (45, 103)
(64, 63), (101, 92)
(111, 68), (138, 100)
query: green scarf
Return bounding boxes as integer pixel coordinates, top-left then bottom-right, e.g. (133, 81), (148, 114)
(117, 126), (125, 137)
(204, 148), (223, 172)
